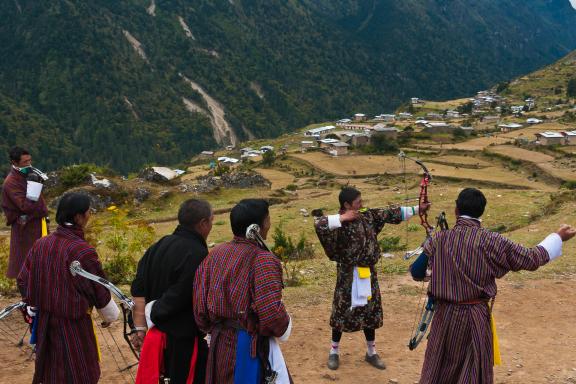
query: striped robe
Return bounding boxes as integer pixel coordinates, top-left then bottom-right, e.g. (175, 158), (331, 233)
(193, 237), (290, 384)
(419, 217), (550, 384)
(1, 168), (48, 278)
(17, 225), (112, 384)
(314, 207), (402, 332)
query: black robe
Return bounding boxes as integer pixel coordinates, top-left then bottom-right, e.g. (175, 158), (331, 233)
(131, 225), (208, 384)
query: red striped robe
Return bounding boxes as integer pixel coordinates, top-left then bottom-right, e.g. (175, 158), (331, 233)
(193, 237), (290, 384)
(419, 217), (550, 384)
(17, 225), (112, 384)
(1, 168), (48, 278)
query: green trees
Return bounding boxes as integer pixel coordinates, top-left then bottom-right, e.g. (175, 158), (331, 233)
(261, 150), (276, 167)
(567, 78), (576, 98)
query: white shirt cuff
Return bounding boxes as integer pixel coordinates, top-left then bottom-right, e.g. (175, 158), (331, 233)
(97, 298), (120, 323)
(401, 206), (419, 221)
(327, 214), (342, 230)
(145, 300), (156, 329)
(539, 233), (562, 261)
(278, 316), (292, 342)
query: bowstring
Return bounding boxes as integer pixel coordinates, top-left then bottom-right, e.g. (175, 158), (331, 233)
(95, 317), (135, 384)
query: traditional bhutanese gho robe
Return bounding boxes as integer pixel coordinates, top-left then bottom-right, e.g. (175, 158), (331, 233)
(17, 225), (114, 384)
(194, 237), (291, 384)
(1, 168), (48, 278)
(131, 225), (209, 384)
(314, 207), (403, 332)
(418, 216), (558, 384)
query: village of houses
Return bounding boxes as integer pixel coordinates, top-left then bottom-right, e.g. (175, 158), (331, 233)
(201, 90), (576, 167)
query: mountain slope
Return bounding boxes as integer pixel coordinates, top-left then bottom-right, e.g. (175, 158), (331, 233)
(1, 0), (576, 172)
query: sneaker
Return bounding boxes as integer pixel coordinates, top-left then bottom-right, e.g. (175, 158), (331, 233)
(327, 353), (339, 370)
(365, 353), (386, 370)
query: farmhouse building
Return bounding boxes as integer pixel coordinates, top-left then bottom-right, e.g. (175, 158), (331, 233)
(305, 125), (336, 137)
(535, 131), (564, 146)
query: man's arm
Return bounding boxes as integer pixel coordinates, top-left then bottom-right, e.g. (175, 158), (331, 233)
(410, 252), (429, 281)
(75, 250), (118, 324)
(4, 179), (47, 217)
(193, 262), (211, 333)
(489, 225), (576, 275)
(149, 248), (207, 328)
(253, 252), (290, 338)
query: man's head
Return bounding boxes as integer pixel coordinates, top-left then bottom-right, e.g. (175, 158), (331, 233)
(339, 186), (362, 211)
(455, 188), (487, 219)
(178, 199), (213, 240)
(56, 192), (91, 228)
(8, 147), (31, 168)
(230, 199), (271, 239)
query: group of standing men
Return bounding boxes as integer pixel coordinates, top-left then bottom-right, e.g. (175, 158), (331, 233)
(3, 146), (576, 384)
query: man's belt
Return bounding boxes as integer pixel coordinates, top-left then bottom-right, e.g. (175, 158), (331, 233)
(437, 298), (490, 305)
(214, 319), (245, 330)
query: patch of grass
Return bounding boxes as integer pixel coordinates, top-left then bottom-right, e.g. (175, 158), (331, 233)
(0, 237), (16, 294)
(397, 285), (422, 296)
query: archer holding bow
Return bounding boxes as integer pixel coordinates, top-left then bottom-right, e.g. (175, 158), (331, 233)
(17, 192), (120, 384)
(313, 186), (430, 371)
(410, 188), (576, 384)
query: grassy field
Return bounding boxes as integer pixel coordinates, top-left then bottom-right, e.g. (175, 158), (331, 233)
(291, 152), (554, 190)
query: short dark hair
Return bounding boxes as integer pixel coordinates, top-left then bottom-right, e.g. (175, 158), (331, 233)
(8, 147), (30, 163)
(56, 193), (91, 226)
(230, 199), (269, 237)
(456, 188), (487, 218)
(178, 199), (212, 229)
(339, 187), (361, 209)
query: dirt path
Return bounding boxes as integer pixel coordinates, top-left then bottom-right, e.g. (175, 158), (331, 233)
(1, 275), (575, 383)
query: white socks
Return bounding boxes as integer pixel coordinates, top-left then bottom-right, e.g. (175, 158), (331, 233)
(330, 342), (340, 355)
(367, 341), (377, 356)
(330, 341), (376, 355)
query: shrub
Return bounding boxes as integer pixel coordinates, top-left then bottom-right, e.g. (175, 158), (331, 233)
(272, 225), (315, 286)
(378, 236), (406, 252)
(59, 163), (111, 189)
(0, 238), (15, 294)
(87, 208), (155, 284)
(262, 150), (276, 166)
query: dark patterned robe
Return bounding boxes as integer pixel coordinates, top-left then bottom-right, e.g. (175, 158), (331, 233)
(419, 217), (550, 384)
(1, 168), (48, 278)
(17, 225), (112, 384)
(194, 237), (290, 384)
(314, 207), (402, 332)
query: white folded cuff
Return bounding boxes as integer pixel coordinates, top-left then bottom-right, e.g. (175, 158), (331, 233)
(539, 233), (563, 261)
(278, 316), (292, 342)
(27, 306), (37, 317)
(401, 206), (419, 221)
(327, 214), (342, 230)
(98, 298), (120, 323)
(145, 300), (156, 329)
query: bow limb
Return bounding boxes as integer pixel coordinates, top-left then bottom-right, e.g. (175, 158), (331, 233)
(408, 297), (435, 350)
(69, 261), (140, 365)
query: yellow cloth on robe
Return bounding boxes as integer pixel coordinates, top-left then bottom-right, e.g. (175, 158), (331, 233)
(41, 218), (48, 237)
(491, 312), (501, 366)
(88, 309), (102, 362)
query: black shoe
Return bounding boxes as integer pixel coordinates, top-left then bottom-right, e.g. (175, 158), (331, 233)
(327, 353), (339, 370)
(365, 353), (386, 370)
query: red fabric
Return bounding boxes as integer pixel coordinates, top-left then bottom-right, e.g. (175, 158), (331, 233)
(136, 327), (167, 384)
(186, 337), (199, 384)
(136, 328), (201, 384)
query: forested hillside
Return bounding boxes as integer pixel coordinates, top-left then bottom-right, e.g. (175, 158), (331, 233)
(1, 0), (576, 172)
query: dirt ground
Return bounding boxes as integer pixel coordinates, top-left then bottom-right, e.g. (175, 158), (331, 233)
(2, 275), (576, 384)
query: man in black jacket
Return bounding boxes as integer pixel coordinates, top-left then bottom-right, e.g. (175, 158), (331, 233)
(131, 199), (214, 384)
